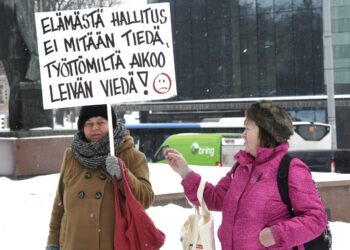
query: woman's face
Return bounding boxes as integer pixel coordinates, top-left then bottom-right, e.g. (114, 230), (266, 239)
(83, 116), (109, 142)
(242, 119), (260, 157)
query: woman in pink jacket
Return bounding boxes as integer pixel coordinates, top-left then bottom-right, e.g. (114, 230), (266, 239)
(165, 100), (328, 250)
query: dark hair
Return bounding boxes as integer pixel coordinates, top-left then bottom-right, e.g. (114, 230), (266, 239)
(258, 125), (279, 148)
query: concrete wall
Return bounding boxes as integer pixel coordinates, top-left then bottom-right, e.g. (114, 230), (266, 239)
(0, 137), (16, 175)
(317, 180), (350, 222)
(0, 135), (73, 176)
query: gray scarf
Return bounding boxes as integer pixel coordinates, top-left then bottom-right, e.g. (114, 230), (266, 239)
(71, 121), (126, 169)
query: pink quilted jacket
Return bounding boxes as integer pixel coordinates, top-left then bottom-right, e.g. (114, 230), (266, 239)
(182, 142), (328, 250)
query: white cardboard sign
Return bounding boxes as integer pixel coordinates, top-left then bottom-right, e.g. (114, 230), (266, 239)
(35, 3), (177, 109)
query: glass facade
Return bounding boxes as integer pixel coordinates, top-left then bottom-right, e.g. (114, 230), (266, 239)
(288, 108), (326, 123)
(163, 0), (325, 100)
(332, 0), (350, 93)
(0, 0), (348, 146)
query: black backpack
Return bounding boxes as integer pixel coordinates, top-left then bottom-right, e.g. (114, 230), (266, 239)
(277, 154), (332, 250)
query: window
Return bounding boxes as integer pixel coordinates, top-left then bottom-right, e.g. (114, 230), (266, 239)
(294, 123), (330, 141)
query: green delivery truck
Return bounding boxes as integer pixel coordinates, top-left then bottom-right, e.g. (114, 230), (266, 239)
(153, 133), (244, 167)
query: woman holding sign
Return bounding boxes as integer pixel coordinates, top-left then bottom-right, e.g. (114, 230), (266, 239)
(46, 104), (154, 250)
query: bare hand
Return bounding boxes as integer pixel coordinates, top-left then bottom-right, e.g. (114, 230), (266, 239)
(163, 148), (192, 179)
(259, 227), (276, 247)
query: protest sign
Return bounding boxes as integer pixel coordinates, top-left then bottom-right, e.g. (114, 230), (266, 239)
(35, 3), (177, 109)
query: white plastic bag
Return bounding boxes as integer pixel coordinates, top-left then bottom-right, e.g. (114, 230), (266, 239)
(180, 179), (216, 250)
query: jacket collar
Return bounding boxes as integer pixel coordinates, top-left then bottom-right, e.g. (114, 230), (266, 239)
(255, 142), (289, 164)
(235, 142), (289, 166)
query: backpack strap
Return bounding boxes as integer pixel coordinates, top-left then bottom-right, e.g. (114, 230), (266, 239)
(278, 154), (332, 250)
(277, 153), (299, 250)
(277, 153), (294, 216)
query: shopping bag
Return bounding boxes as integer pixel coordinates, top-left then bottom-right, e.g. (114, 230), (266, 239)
(180, 178), (216, 250)
(113, 159), (166, 250)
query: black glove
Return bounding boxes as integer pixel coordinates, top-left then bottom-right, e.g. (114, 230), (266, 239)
(46, 244), (59, 250)
(106, 155), (122, 181)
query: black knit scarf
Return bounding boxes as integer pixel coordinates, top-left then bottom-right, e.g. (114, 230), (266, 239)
(71, 121), (126, 169)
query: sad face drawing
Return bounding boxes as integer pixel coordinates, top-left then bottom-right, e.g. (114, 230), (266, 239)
(153, 73), (172, 94)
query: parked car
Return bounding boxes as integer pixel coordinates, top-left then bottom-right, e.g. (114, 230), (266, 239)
(289, 150), (334, 172)
(290, 149), (350, 173)
(334, 149), (350, 173)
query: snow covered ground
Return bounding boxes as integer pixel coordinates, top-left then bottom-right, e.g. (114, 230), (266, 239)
(0, 164), (350, 249)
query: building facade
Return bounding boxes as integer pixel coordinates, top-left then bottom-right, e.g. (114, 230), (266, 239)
(332, 0), (350, 93)
(1, 0), (350, 147)
(0, 61), (9, 115)
(137, 0), (350, 148)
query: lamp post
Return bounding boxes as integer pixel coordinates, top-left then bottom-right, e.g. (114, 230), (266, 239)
(323, 0), (337, 150)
